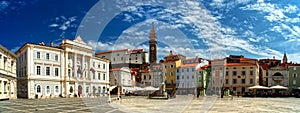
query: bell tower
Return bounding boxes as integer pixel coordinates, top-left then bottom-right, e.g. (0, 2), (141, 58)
(283, 52), (288, 63)
(149, 22), (157, 64)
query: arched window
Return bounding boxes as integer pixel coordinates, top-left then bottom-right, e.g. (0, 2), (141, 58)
(70, 86), (73, 93)
(103, 86), (105, 93)
(37, 85), (41, 93)
(98, 86), (101, 93)
(46, 86), (50, 95)
(55, 86), (59, 94)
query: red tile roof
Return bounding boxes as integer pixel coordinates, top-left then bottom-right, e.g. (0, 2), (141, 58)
(226, 63), (256, 66)
(178, 63), (199, 68)
(109, 68), (122, 72)
(130, 48), (144, 54)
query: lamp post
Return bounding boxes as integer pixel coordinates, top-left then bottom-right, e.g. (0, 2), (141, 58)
(107, 84), (111, 103)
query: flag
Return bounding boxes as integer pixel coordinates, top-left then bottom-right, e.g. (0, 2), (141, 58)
(90, 68), (95, 73)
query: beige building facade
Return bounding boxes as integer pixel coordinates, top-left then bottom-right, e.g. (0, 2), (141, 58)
(0, 45), (17, 100)
(16, 36), (110, 99)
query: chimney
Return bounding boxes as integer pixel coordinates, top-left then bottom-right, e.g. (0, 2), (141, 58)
(170, 50), (173, 55)
(50, 41), (54, 47)
(273, 56), (275, 59)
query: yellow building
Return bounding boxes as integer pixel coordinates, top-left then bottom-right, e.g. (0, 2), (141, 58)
(162, 51), (185, 96)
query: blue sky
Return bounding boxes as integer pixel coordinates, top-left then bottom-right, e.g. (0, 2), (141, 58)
(1, 0), (300, 62)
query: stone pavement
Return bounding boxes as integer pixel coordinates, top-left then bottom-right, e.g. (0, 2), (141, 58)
(112, 95), (300, 113)
(1, 96), (300, 113)
(0, 97), (124, 113)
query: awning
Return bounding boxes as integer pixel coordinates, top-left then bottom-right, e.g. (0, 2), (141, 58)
(248, 85), (270, 89)
(109, 86), (117, 91)
(144, 86), (159, 91)
(270, 85), (288, 90)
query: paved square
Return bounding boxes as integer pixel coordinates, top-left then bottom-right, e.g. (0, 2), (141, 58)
(0, 97), (124, 113)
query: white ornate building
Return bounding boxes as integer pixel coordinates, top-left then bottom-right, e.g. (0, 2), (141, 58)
(0, 45), (17, 100)
(16, 36), (109, 99)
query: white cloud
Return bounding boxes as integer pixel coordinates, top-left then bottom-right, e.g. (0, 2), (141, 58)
(49, 16), (77, 31)
(49, 24), (59, 27)
(0, 1), (10, 11)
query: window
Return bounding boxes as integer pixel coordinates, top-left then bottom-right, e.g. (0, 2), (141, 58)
(226, 79), (229, 84)
(242, 71), (246, 76)
(293, 73), (297, 78)
(144, 75), (146, 80)
(103, 87), (106, 93)
(36, 66), (41, 75)
(55, 68), (59, 76)
(170, 72), (173, 76)
(242, 67), (245, 69)
(242, 79), (245, 84)
(98, 64), (100, 68)
(250, 71), (253, 76)
(86, 87), (89, 93)
(46, 86), (50, 95)
(98, 73), (101, 80)
(293, 80), (296, 85)
(46, 53), (50, 60)
(98, 86), (101, 93)
(233, 67), (236, 69)
(294, 67), (297, 70)
(226, 71), (228, 76)
(250, 79), (253, 84)
(250, 67), (253, 69)
(121, 57), (123, 61)
(37, 52), (40, 59)
(46, 67), (50, 75)
(93, 62), (95, 67)
(233, 79), (237, 84)
(37, 85), (41, 93)
(233, 87), (236, 91)
(149, 75), (151, 80)
(103, 74), (106, 80)
(93, 72), (95, 79)
(187, 75), (189, 79)
(182, 76), (184, 79)
(177, 69), (179, 72)
(55, 55), (58, 61)
(233, 71), (237, 76)
(192, 75), (194, 79)
(192, 68), (194, 72)
(182, 68), (184, 72)
(55, 86), (59, 93)
(177, 76), (179, 80)
(187, 68), (189, 72)
(103, 64), (105, 69)
(70, 86), (73, 93)
(170, 65), (174, 68)
(68, 69), (71, 77)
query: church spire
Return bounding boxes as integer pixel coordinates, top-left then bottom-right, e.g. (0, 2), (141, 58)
(283, 52), (287, 63)
(149, 22), (156, 40)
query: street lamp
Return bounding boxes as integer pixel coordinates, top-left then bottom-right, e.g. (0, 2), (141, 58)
(107, 84), (111, 103)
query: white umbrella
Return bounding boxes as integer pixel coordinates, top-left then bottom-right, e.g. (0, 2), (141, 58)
(248, 85), (270, 89)
(270, 85), (288, 90)
(144, 86), (159, 91)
